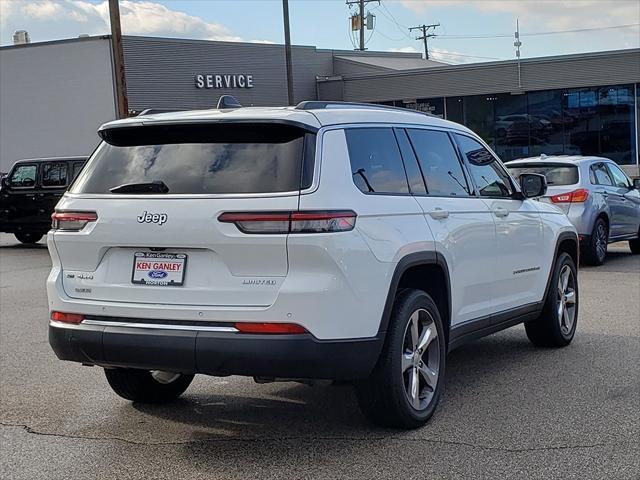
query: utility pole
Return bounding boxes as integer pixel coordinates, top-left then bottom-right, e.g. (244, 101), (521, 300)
(514, 18), (523, 89)
(282, 0), (294, 105)
(346, 0), (379, 51)
(409, 23), (439, 60)
(108, 0), (128, 118)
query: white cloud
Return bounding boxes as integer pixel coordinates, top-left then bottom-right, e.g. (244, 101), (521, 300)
(388, 45), (480, 64)
(22, 0), (65, 19)
(1, 0), (245, 44)
(388, 46), (419, 53)
(396, 0), (639, 31)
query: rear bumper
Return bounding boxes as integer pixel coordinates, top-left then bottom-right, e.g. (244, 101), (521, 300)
(49, 321), (384, 381)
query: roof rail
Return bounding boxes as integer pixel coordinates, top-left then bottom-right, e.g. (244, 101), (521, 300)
(295, 101), (437, 117)
(136, 108), (183, 116)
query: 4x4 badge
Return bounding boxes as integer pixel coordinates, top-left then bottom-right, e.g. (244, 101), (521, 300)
(137, 211), (167, 225)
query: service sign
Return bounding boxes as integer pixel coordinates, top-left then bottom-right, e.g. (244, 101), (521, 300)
(195, 74), (254, 89)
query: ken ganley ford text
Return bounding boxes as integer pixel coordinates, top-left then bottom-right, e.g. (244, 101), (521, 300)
(195, 74), (254, 89)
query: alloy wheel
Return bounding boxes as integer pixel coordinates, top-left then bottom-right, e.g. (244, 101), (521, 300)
(595, 223), (607, 262)
(556, 265), (577, 335)
(401, 309), (440, 410)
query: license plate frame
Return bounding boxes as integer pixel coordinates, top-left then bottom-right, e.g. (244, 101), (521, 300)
(131, 252), (187, 287)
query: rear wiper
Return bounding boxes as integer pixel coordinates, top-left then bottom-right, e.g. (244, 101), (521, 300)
(110, 181), (169, 194)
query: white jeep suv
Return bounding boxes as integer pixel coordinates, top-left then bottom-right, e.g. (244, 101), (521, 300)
(47, 100), (579, 428)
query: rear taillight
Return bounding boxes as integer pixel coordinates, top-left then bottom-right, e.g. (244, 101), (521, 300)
(550, 189), (589, 203)
(51, 211), (98, 231)
(234, 322), (307, 334)
(51, 311), (85, 324)
(218, 210), (356, 234)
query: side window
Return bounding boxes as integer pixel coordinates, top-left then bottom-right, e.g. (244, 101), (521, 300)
(42, 162), (68, 187)
(606, 163), (631, 188)
(406, 129), (470, 197)
(345, 128), (409, 194)
(9, 164), (37, 188)
(71, 162), (85, 182)
(454, 134), (513, 197)
(590, 163), (613, 186)
(393, 129), (427, 195)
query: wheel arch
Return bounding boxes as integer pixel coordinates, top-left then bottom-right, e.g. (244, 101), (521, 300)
(542, 230), (579, 302)
(377, 252), (451, 346)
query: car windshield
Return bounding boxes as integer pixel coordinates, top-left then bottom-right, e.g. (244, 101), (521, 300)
(506, 163), (579, 186)
(70, 123), (315, 195)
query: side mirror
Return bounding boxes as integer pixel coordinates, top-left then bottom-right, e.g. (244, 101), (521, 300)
(520, 173), (547, 198)
(633, 178), (640, 190)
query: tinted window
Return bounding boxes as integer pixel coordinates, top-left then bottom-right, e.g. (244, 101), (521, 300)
(590, 163), (613, 185)
(394, 129), (426, 195)
(507, 164), (578, 186)
(71, 162), (85, 182)
(407, 129), (470, 197)
(9, 164), (37, 188)
(455, 134), (513, 197)
(42, 162), (68, 187)
(606, 163), (631, 188)
(71, 124), (313, 194)
(345, 128), (409, 194)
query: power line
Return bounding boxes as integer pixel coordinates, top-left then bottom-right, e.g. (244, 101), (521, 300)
(378, 1), (413, 39)
(431, 50), (503, 61)
(438, 23), (640, 39)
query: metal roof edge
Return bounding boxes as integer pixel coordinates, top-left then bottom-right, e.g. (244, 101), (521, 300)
(338, 48), (640, 81)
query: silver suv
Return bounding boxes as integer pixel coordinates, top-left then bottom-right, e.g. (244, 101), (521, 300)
(506, 155), (640, 265)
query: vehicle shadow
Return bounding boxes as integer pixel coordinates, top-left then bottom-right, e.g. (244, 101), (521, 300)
(581, 247), (639, 273)
(122, 327), (639, 474)
(0, 242), (47, 250)
(130, 329), (588, 441)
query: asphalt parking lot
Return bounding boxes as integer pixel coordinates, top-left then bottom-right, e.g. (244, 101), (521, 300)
(0, 233), (638, 479)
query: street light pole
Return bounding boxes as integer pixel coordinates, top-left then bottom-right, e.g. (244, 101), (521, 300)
(282, 0), (295, 105)
(108, 0), (129, 118)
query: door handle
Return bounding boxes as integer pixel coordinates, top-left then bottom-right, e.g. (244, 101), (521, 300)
(428, 208), (449, 220)
(493, 207), (509, 218)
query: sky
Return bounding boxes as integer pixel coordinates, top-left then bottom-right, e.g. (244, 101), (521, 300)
(1, 0), (639, 63)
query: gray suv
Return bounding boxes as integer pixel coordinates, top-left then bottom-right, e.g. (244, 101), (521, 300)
(506, 155), (640, 265)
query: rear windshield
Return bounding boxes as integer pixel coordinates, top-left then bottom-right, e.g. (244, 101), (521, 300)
(506, 163), (579, 186)
(71, 123), (315, 195)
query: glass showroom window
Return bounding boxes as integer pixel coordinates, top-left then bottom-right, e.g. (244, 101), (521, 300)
(563, 84), (636, 165)
(527, 89), (565, 158)
(463, 95), (495, 148)
(493, 93), (529, 161)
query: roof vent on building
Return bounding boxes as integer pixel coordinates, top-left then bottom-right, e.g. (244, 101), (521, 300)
(13, 30), (31, 45)
(217, 95), (242, 109)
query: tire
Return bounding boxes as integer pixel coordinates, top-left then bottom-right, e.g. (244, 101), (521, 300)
(356, 289), (446, 429)
(629, 235), (640, 254)
(525, 252), (578, 348)
(104, 368), (194, 403)
(14, 232), (43, 244)
(582, 218), (608, 266)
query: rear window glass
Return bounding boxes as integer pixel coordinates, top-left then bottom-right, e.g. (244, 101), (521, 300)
(345, 127), (409, 194)
(506, 164), (579, 186)
(42, 162), (68, 187)
(71, 123), (315, 195)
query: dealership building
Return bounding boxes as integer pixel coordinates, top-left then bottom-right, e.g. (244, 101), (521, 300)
(1, 35), (639, 175)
